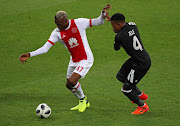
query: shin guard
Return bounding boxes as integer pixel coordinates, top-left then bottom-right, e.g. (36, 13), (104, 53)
(121, 88), (139, 103)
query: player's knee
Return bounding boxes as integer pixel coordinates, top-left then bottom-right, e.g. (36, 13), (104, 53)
(66, 79), (76, 90)
(67, 78), (77, 87)
(66, 82), (72, 90)
(123, 82), (136, 90)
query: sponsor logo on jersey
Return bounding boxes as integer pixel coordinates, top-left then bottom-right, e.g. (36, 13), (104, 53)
(68, 37), (79, 48)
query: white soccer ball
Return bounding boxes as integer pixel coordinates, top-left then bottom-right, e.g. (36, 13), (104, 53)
(36, 103), (51, 118)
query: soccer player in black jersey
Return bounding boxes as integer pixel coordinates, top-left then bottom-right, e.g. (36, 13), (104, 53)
(110, 13), (151, 114)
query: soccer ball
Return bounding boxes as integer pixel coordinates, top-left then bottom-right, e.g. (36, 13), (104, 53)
(36, 103), (51, 118)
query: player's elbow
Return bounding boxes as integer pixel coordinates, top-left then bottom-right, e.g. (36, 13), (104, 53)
(114, 48), (120, 51)
(92, 18), (105, 26)
(114, 45), (121, 51)
(97, 19), (105, 25)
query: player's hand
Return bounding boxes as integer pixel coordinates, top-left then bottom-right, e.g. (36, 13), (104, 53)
(19, 53), (30, 64)
(102, 4), (112, 21)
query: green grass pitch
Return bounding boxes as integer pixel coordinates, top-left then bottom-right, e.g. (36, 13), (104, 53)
(0, 0), (179, 125)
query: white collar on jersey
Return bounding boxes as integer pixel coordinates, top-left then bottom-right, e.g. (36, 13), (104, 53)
(64, 19), (71, 30)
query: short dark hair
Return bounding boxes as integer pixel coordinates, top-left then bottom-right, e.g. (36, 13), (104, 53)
(110, 13), (125, 22)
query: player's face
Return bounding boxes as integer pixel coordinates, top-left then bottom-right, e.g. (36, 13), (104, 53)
(55, 16), (69, 30)
(110, 21), (121, 33)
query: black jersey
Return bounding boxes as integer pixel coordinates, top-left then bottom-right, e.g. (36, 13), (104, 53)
(114, 22), (151, 70)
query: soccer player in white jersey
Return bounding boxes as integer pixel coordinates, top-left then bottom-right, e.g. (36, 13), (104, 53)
(19, 4), (111, 112)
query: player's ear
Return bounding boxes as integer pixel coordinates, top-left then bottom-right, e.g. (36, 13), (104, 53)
(64, 19), (69, 24)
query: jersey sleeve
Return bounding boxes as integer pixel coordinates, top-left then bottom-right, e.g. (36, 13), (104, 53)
(91, 12), (105, 26)
(29, 29), (60, 57)
(29, 42), (53, 57)
(48, 28), (60, 44)
(114, 34), (122, 51)
(76, 12), (105, 29)
(76, 18), (92, 29)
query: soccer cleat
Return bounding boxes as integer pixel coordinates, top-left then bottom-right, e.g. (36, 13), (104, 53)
(70, 105), (79, 111)
(131, 102), (149, 114)
(131, 91), (148, 103)
(78, 98), (86, 112)
(70, 96), (90, 111)
(139, 91), (148, 100)
(70, 101), (90, 111)
(86, 101), (90, 108)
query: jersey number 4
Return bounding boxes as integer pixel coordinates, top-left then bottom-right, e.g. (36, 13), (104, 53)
(133, 36), (143, 51)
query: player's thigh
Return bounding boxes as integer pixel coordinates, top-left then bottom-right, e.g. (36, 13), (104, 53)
(116, 58), (133, 83)
(126, 68), (148, 85)
(67, 60), (76, 79)
(123, 68), (147, 90)
(74, 60), (93, 79)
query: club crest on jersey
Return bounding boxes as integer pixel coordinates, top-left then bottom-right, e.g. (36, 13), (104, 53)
(68, 37), (79, 48)
(71, 28), (77, 33)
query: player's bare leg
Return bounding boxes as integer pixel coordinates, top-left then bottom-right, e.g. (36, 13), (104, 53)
(66, 73), (87, 112)
(66, 78), (80, 99)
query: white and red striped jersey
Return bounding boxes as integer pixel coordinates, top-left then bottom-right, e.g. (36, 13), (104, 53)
(30, 12), (105, 62)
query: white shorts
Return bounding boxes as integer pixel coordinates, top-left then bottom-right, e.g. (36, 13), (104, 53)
(66, 59), (94, 79)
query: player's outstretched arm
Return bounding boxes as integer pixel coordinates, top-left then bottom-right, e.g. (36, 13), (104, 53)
(19, 53), (30, 64)
(19, 41), (53, 64)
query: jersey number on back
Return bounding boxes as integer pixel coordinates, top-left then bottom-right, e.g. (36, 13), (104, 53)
(133, 36), (143, 51)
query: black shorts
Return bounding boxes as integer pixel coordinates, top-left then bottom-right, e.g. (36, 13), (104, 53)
(116, 58), (150, 85)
